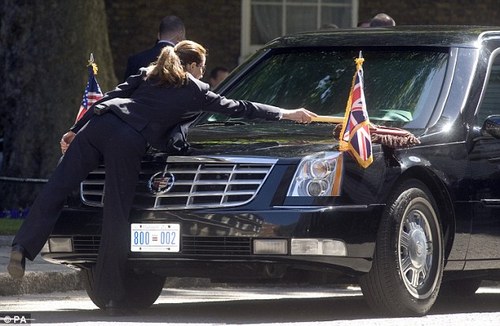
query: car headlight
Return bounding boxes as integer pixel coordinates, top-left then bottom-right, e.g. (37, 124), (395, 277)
(287, 152), (343, 197)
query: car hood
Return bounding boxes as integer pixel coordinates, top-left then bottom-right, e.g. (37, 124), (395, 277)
(187, 123), (341, 158)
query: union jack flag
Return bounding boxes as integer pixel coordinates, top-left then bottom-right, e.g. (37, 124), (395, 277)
(338, 54), (373, 168)
(75, 55), (103, 122)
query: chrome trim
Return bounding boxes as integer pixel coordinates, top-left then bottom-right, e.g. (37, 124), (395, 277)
(272, 205), (374, 212)
(81, 156), (277, 210)
(166, 156), (278, 164)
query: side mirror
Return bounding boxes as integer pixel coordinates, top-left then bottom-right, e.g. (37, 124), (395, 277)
(482, 115), (500, 138)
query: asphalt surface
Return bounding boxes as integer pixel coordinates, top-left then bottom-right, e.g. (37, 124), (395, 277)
(0, 236), (83, 296)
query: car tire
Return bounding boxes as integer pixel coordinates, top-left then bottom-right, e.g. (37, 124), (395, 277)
(81, 266), (166, 310)
(359, 179), (444, 316)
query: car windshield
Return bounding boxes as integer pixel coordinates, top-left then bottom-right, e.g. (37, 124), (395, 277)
(199, 48), (449, 129)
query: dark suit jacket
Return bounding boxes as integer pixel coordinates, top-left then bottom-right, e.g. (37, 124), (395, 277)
(71, 69), (282, 151)
(123, 40), (175, 81)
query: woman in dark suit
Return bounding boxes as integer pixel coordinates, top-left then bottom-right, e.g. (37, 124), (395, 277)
(8, 40), (316, 312)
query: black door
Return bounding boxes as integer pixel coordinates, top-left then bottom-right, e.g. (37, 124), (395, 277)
(468, 47), (500, 263)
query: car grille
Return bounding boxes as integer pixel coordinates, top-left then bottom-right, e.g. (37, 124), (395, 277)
(72, 235), (252, 256)
(80, 156), (276, 210)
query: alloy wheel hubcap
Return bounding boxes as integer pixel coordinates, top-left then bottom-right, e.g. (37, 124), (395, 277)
(399, 206), (434, 298)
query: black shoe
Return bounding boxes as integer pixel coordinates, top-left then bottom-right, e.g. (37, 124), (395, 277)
(7, 245), (26, 280)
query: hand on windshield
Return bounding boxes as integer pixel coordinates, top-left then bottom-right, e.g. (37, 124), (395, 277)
(281, 108), (318, 124)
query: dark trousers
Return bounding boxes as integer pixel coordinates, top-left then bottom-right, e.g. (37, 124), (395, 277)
(13, 113), (147, 302)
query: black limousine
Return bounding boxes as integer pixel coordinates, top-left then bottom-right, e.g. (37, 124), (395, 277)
(41, 26), (500, 316)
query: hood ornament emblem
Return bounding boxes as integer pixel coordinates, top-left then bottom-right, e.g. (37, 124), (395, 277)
(148, 171), (175, 194)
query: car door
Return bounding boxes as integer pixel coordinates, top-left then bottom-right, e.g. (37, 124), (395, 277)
(467, 44), (500, 264)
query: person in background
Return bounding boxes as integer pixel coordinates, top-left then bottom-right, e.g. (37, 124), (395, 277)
(369, 13), (396, 27)
(208, 66), (230, 89)
(357, 20), (371, 28)
(123, 15), (186, 80)
(8, 40), (317, 315)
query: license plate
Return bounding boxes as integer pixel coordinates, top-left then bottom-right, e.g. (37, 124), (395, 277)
(130, 223), (180, 252)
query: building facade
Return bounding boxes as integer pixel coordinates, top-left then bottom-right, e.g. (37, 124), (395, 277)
(105, 0), (500, 84)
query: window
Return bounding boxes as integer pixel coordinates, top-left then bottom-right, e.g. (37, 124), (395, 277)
(201, 48), (448, 130)
(476, 53), (500, 125)
(240, 0), (358, 62)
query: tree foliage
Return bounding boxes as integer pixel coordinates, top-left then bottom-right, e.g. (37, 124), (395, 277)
(0, 0), (117, 208)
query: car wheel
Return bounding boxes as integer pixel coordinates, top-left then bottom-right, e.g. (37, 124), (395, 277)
(440, 278), (482, 297)
(359, 179), (444, 316)
(81, 266), (166, 310)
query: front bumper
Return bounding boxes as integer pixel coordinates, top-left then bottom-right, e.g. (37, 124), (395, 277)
(41, 203), (384, 276)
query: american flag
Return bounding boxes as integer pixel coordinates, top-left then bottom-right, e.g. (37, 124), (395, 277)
(75, 56), (103, 122)
(338, 54), (373, 168)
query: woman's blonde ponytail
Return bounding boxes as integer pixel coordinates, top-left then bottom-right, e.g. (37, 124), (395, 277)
(146, 46), (188, 87)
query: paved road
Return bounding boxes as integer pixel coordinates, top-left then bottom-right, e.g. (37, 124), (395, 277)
(0, 239), (82, 296)
(1, 285), (500, 325)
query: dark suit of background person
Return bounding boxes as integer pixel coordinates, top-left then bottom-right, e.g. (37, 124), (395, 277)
(9, 68), (295, 307)
(123, 15), (186, 80)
